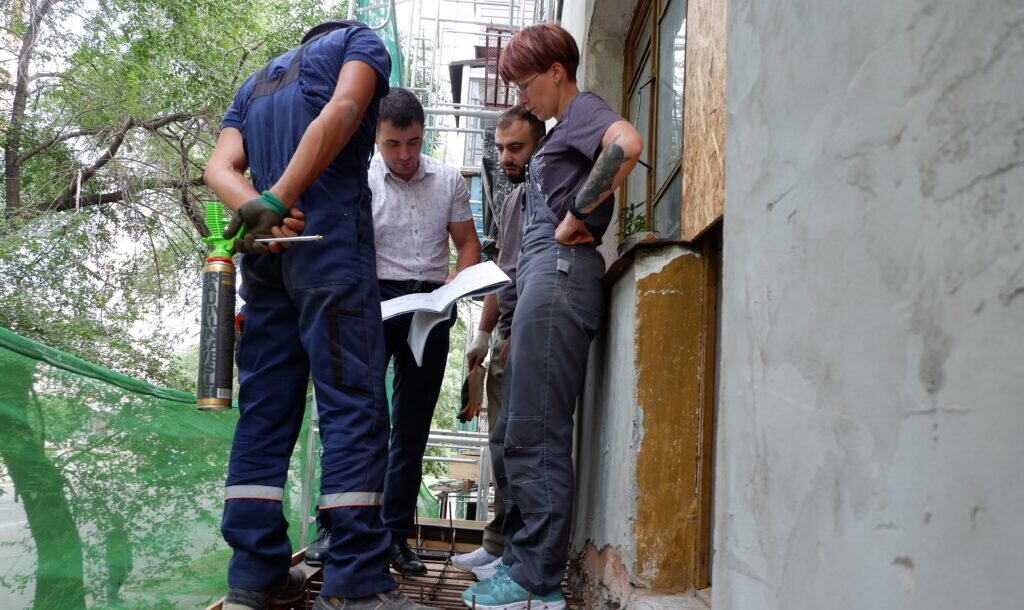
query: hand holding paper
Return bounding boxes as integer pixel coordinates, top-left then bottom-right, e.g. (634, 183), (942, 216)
(381, 261), (511, 366)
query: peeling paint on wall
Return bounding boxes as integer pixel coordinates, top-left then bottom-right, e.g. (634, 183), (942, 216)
(571, 542), (632, 608)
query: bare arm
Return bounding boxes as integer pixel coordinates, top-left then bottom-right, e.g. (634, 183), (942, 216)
(575, 120), (643, 215)
(269, 60), (380, 207)
(555, 119), (643, 245)
(478, 293), (499, 333)
(204, 60), (381, 209)
(203, 128), (305, 253)
(448, 219), (482, 277)
(204, 128), (258, 209)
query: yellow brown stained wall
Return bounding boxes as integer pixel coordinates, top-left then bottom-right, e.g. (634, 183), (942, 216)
(632, 244), (716, 593)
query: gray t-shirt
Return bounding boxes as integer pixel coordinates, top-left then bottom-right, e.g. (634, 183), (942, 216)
(495, 185), (525, 338)
(529, 92), (624, 244)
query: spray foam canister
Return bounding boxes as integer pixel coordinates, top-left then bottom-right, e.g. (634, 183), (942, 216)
(197, 202), (239, 410)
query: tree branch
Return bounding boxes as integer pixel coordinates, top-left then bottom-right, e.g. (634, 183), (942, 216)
(27, 71), (59, 82)
(4, 0), (60, 213)
(50, 117), (134, 205)
(18, 127), (106, 162)
(19, 109), (205, 164)
(42, 176), (206, 213)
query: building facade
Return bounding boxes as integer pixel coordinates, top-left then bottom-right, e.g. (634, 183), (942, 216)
(559, 0), (1024, 608)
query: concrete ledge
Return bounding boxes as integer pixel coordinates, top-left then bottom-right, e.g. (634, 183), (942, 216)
(630, 589), (711, 610)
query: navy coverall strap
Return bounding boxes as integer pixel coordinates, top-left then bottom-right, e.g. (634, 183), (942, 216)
(250, 25), (346, 100)
(251, 43), (307, 100)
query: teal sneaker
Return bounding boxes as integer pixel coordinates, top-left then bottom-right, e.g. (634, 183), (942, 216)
(462, 561), (509, 598)
(460, 568), (565, 610)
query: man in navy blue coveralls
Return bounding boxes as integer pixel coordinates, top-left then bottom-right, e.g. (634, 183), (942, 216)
(204, 20), (438, 610)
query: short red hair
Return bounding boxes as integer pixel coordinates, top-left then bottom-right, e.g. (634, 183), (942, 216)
(499, 22), (580, 84)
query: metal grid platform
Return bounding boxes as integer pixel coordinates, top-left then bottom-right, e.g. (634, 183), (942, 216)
(298, 551), (584, 610)
(209, 521), (588, 610)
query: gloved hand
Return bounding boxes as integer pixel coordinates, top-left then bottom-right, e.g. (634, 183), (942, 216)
(466, 330), (491, 371)
(223, 190), (288, 255)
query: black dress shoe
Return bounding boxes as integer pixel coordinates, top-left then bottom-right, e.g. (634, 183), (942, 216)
(389, 542), (427, 574)
(305, 526), (331, 566)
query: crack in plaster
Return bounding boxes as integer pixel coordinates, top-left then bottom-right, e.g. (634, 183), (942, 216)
(765, 183), (797, 212)
(999, 284), (1024, 306)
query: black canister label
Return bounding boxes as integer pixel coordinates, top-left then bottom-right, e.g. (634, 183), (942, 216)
(197, 259), (235, 410)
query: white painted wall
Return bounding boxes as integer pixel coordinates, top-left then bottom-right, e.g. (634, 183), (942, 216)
(716, 2), (1024, 610)
(574, 261), (639, 572)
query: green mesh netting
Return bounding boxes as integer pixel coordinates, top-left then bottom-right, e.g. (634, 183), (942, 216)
(416, 480), (440, 519)
(0, 328), (443, 609)
(0, 328), (318, 609)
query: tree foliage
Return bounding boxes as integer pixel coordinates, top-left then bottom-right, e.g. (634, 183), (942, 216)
(1, 0), (345, 387)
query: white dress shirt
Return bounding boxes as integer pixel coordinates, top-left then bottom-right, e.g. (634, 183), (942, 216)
(369, 153), (472, 283)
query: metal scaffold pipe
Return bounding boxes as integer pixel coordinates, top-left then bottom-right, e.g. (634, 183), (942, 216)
(432, 101), (493, 110)
(423, 456), (477, 464)
(426, 127), (488, 134)
(434, 17), (522, 28)
(424, 107), (502, 119)
(430, 429), (489, 437)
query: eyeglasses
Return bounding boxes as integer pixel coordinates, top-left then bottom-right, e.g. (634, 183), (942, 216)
(513, 73), (540, 96)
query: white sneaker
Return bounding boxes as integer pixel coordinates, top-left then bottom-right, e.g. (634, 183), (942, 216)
(452, 547), (500, 572)
(471, 556), (502, 581)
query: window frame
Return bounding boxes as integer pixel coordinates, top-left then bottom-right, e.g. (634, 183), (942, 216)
(621, 0), (687, 242)
(619, 0), (725, 246)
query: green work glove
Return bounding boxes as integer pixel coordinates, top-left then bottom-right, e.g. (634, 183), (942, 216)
(223, 191), (287, 255)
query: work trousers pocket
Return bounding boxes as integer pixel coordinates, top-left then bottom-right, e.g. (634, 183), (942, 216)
(555, 246), (604, 337)
(297, 282), (380, 399)
(325, 302), (375, 397)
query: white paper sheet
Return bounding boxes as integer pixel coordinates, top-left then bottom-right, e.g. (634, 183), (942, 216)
(380, 261), (512, 365)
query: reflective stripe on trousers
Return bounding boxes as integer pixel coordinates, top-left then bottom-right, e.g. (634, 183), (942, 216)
(320, 492), (383, 508)
(224, 485), (284, 501)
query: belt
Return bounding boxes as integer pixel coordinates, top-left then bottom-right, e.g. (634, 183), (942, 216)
(379, 279), (444, 293)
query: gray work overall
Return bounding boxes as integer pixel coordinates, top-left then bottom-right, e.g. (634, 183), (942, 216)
(489, 167), (606, 594)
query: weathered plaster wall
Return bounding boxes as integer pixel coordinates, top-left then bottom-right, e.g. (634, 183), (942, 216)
(573, 260), (639, 606)
(633, 248), (710, 593)
(716, 2), (1024, 609)
(573, 246), (714, 606)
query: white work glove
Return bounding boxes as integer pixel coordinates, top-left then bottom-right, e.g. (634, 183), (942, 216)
(466, 330), (491, 371)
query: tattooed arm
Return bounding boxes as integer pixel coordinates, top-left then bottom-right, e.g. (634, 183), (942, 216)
(555, 120), (643, 245)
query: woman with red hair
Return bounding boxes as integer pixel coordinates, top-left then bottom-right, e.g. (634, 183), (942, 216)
(463, 22), (643, 610)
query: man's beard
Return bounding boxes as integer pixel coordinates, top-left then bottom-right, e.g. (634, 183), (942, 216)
(504, 165), (526, 184)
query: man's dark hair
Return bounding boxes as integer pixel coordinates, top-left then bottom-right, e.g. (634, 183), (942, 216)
(378, 88), (425, 130)
(496, 105), (546, 143)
